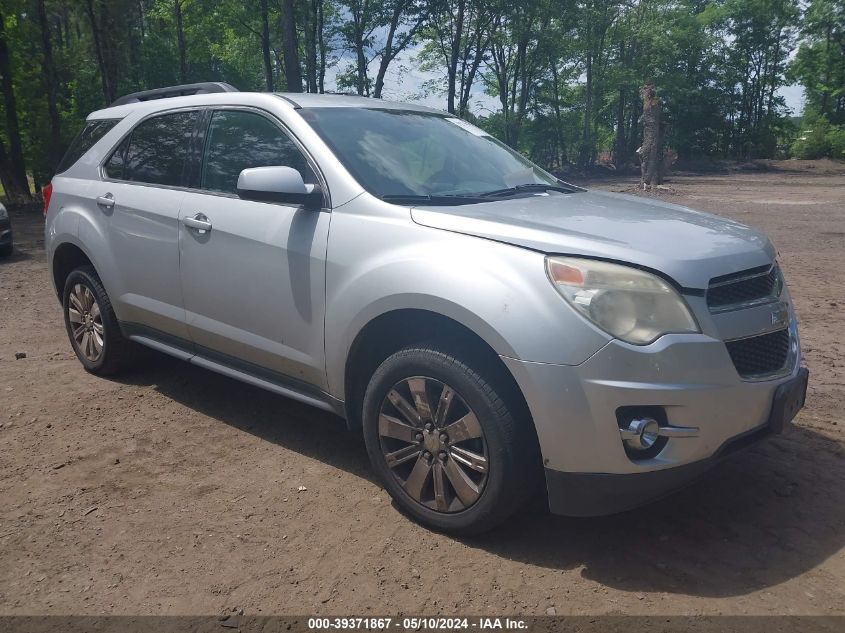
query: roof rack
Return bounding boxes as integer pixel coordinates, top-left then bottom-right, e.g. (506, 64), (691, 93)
(110, 82), (239, 107)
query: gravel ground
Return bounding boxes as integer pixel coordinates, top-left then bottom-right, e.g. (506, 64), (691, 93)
(0, 164), (843, 616)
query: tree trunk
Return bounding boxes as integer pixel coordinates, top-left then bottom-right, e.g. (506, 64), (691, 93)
(0, 138), (28, 203)
(37, 0), (63, 175)
(281, 0), (302, 91)
(0, 9), (30, 201)
(317, 0), (326, 93)
(303, 0), (318, 93)
(260, 0), (274, 91)
(174, 0), (187, 83)
(317, 0), (329, 94)
(578, 48), (593, 168)
(84, 0), (113, 103)
(614, 86), (626, 169)
(550, 63), (565, 167)
(354, 31), (367, 95)
(446, 0), (466, 114)
(639, 82), (664, 189)
(458, 32), (485, 117)
(373, 3), (403, 99)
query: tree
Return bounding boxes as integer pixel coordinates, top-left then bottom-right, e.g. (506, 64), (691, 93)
(260, 0), (274, 91)
(791, 0), (845, 124)
(280, 0), (302, 91)
(639, 82), (664, 187)
(0, 5), (30, 200)
(174, 0), (188, 82)
(373, 0), (427, 98)
(0, 0), (825, 207)
(421, 0), (492, 114)
(36, 0), (62, 172)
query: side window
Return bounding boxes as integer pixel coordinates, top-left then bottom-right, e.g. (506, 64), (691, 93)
(56, 119), (120, 174)
(201, 110), (315, 195)
(106, 111), (198, 186)
(104, 136), (130, 180)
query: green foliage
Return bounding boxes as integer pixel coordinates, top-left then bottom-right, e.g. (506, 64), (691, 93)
(790, 109), (845, 159)
(826, 126), (845, 159)
(0, 0), (839, 196)
(790, 0), (845, 125)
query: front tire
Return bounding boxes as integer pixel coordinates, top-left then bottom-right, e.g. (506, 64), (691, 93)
(63, 265), (134, 375)
(362, 346), (538, 535)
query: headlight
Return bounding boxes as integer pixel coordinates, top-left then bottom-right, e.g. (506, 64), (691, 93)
(0, 206), (7, 221)
(545, 256), (699, 345)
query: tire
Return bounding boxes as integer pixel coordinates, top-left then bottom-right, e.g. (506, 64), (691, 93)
(0, 242), (11, 258)
(62, 264), (135, 375)
(362, 345), (539, 535)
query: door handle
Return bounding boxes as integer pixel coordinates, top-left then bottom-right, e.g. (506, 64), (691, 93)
(96, 193), (115, 209)
(181, 213), (212, 234)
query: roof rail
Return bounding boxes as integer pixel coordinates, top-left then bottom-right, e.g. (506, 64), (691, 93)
(110, 82), (239, 107)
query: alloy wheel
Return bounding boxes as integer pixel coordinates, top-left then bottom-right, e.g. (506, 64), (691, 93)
(68, 283), (104, 362)
(378, 376), (489, 513)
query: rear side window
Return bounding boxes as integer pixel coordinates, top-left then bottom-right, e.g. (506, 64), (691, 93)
(201, 109), (315, 195)
(105, 110), (198, 187)
(56, 119), (120, 174)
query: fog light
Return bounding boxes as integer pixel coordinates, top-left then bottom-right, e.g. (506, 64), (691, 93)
(621, 417), (660, 451)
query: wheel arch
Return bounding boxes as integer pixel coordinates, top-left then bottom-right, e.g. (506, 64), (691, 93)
(52, 241), (96, 301)
(342, 308), (534, 438)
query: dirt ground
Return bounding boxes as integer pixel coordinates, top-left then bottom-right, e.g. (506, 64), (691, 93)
(0, 163), (843, 617)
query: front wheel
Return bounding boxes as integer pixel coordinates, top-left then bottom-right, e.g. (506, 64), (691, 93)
(362, 346), (538, 535)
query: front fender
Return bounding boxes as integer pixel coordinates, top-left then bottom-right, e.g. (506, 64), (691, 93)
(323, 200), (611, 399)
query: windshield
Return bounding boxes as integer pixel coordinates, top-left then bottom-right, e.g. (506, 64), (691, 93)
(298, 107), (560, 198)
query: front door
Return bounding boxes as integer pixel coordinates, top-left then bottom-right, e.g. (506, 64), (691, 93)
(178, 108), (330, 390)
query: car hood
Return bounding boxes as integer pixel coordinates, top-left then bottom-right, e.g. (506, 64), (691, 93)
(411, 190), (775, 289)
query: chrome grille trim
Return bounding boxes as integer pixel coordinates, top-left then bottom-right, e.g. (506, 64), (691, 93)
(707, 263), (782, 313)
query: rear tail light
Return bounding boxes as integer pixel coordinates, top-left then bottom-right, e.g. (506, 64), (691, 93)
(43, 182), (53, 218)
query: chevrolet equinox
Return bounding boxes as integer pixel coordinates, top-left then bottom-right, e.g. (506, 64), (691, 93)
(44, 83), (808, 534)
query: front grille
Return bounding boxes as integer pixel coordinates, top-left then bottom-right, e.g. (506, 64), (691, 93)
(726, 328), (790, 378)
(707, 265), (780, 310)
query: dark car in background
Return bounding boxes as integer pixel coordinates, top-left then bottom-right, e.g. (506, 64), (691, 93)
(0, 202), (12, 257)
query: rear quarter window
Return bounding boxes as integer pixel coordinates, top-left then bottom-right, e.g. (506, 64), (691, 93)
(55, 119), (120, 174)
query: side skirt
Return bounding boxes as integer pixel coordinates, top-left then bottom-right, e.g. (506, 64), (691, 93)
(121, 322), (346, 418)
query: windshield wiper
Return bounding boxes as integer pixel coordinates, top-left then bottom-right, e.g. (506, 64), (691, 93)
(478, 183), (579, 198)
(381, 194), (489, 206)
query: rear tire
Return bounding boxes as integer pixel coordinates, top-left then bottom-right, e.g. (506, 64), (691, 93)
(63, 265), (135, 375)
(362, 345), (538, 535)
(0, 243), (11, 258)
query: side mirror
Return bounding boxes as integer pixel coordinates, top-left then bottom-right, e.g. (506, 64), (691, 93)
(236, 166), (323, 209)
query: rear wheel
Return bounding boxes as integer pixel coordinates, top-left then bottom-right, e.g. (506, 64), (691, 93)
(63, 265), (134, 375)
(0, 242), (11, 258)
(362, 346), (537, 535)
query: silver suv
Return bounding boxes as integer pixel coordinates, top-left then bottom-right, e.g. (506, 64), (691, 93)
(45, 83), (808, 534)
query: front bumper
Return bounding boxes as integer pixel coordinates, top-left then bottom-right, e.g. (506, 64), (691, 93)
(502, 328), (806, 516)
(544, 367), (807, 516)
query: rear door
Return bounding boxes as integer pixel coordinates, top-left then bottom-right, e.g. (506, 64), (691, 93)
(99, 109), (200, 343)
(177, 107), (331, 390)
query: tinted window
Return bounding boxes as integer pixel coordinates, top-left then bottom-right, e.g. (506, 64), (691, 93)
(104, 136), (130, 180)
(56, 119), (120, 174)
(120, 111), (198, 186)
(201, 110), (315, 195)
